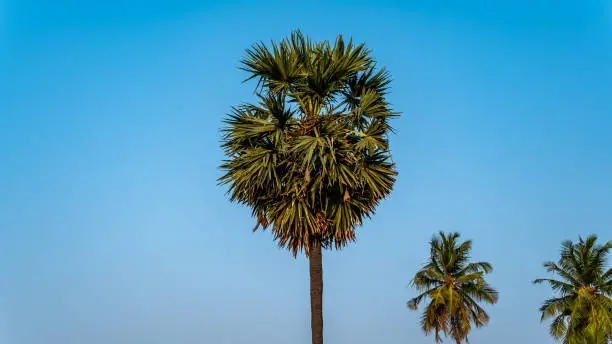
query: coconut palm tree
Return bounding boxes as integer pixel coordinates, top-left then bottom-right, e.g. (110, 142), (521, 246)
(407, 232), (499, 343)
(219, 30), (398, 344)
(533, 235), (611, 344)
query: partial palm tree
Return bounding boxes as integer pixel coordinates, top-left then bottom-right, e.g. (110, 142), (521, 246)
(407, 232), (499, 343)
(219, 30), (398, 344)
(533, 235), (611, 344)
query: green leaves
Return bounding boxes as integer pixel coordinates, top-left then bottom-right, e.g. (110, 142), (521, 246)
(408, 232), (498, 343)
(220, 30), (398, 257)
(533, 235), (612, 344)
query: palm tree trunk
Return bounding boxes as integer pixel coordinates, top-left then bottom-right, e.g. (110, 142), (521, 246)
(309, 241), (324, 344)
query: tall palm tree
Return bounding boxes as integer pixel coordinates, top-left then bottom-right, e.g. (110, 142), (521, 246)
(407, 232), (499, 343)
(533, 235), (611, 344)
(219, 30), (398, 344)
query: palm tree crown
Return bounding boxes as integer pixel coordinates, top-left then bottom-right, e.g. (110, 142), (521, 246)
(408, 232), (499, 343)
(219, 30), (398, 256)
(533, 235), (612, 344)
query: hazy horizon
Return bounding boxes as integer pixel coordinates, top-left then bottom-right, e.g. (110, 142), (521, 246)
(2, 1), (611, 343)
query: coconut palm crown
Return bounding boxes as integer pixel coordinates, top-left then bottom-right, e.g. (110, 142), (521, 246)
(408, 232), (499, 343)
(533, 235), (612, 344)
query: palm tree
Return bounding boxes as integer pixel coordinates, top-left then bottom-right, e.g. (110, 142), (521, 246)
(219, 30), (398, 344)
(533, 235), (611, 344)
(407, 232), (499, 343)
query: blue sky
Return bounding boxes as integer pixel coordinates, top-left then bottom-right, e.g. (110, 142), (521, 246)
(1, 0), (611, 343)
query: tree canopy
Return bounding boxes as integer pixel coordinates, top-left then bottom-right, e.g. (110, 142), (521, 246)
(219, 30), (399, 257)
(408, 232), (499, 343)
(534, 235), (612, 344)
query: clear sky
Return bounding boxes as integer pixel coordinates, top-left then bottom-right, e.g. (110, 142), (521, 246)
(1, 0), (611, 343)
